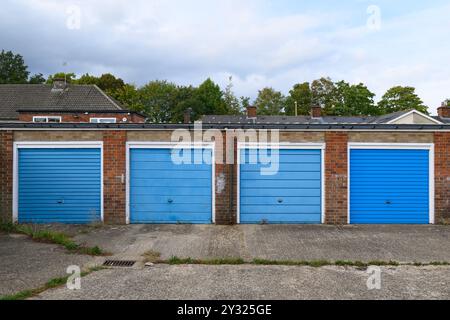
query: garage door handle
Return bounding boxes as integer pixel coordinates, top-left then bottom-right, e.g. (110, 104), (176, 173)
(168, 199), (173, 204)
(385, 200), (392, 205)
(277, 199), (283, 204)
(57, 200), (64, 204)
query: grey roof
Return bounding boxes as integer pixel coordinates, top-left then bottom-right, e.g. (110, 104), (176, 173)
(0, 84), (123, 120)
(433, 116), (450, 124)
(202, 109), (448, 125)
(369, 110), (412, 124)
(201, 115), (378, 125)
(1, 122), (449, 131)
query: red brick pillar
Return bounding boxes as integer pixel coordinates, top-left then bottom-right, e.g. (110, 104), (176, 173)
(435, 132), (450, 223)
(0, 131), (13, 222)
(325, 132), (348, 224)
(214, 131), (236, 224)
(103, 131), (127, 224)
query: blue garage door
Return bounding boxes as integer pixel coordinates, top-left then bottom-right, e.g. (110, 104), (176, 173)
(240, 149), (322, 224)
(350, 149), (430, 224)
(129, 148), (212, 224)
(18, 148), (102, 224)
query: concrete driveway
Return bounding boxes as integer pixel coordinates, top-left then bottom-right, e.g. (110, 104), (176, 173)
(33, 264), (450, 300)
(67, 224), (450, 263)
(1, 224), (450, 299)
(0, 232), (100, 296)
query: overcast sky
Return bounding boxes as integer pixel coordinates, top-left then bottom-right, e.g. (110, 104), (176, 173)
(1, 0), (449, 114)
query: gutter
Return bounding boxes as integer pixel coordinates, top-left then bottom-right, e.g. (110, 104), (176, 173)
(0, 122), (449, 131)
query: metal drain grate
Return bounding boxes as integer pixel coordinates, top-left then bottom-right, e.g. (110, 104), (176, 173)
(103, 260), (136, 267)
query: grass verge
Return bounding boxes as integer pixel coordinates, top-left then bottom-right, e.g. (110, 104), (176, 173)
(0, 266), (105, 301)
(167, 257), (246, 265)
(161, 256), (449, 268)
(0, 222), (106, 256)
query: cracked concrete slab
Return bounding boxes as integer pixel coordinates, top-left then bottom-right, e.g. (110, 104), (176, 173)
(33, 265), (450, 300)
(0, 232), (101, 296)
(66, 224), (450, 263)
(2, 224), (450, 299)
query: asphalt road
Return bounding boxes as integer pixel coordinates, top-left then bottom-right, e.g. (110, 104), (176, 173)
(33, 264), (450, 300)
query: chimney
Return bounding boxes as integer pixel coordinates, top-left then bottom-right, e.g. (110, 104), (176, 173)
(247, 105), (257, 118)
(437, 101), (450, 118)
(184, 108), (192, 124)
(311, 105), (322, 118)
(52, 78), (68, 91)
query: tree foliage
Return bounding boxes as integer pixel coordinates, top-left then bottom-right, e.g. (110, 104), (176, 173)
(254, 87), (286, 115)
(327, 81), (378, 116)
(196, 78), (228, 116)
(138, 80), (180, 123)
(378, 86), (428, 114)
(28, 73), (46, 84)
(223, 76), (242, 115)
(0, 50), (30, 84)
(285, 82), (312, 116)
(2, 50), (438, 121)
(97, 73), (125, 92)
(46, 72), (77, 84)
(311, 77), (336, 112)
(111, 84), (144, 113)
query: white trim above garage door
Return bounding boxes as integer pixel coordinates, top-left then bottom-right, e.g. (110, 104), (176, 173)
(237, 142), (326, 224)
(126, 142), (215, 224)
(13, 141), (104, 223)
(347, 143), (435, 224)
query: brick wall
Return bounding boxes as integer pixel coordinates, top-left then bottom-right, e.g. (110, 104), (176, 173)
(14, 131), (102, 141)
(435, 132), (450, 223)
(2, 129), (448, 226)
(0, 131), (13, 222)
(349, 132), (433, 143)
(324, 132), (348, 224)
(19, 112), (145, 123)
(127, 130), (178, 141)
(214, 131), (237, 224)
(103, 131), (127, 224)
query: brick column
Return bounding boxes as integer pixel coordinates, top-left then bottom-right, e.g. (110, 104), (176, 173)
(214, 131), (236, 224)
(0, 131), (13, 222)
(103, 131), (127, 224)
(325, 132), (348, 224)
(435, 132), (450, 223)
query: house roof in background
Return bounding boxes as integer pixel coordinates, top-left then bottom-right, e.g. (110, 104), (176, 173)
(0, 84), (124, 120)
(202, 109), (445, 125)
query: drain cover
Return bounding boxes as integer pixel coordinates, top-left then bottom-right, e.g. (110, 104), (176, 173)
(103, 260), (136, 267)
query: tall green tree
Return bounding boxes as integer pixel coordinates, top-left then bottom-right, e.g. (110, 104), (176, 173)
(378, 86), (428, 114)
(97, 73), (125, 92)
(285, 82), (312, 116)
(138, 80), (180, 123)
(76, 73), (125, 92)
(240, 96), (251, 110)
(0, 50), (30, 84)
(195, 78), (227, 115)
(28, 73), (46, 84)
(111, 84), (144, 113)
(254, 87), (286, 115)
(327, 81), (378, 116)
(311, 77), (336, 112)
(223, 76), (242, 115)
(171, 85), (200, 122)
(76, 73), (99, 86)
